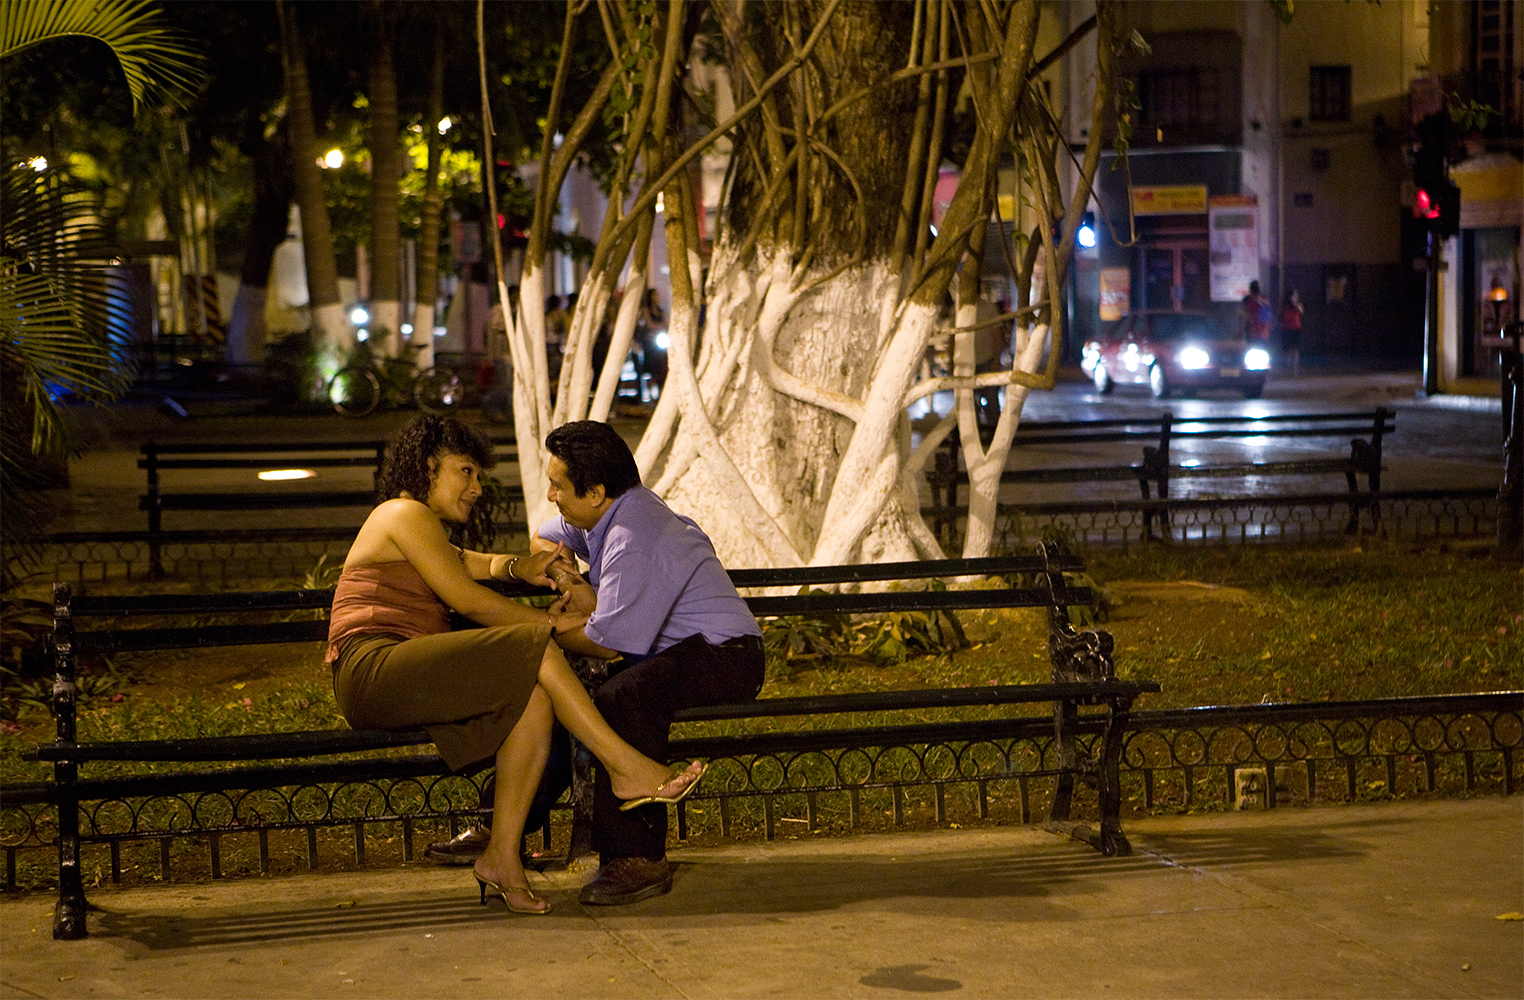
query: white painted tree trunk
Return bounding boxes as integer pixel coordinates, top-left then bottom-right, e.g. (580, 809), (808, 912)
(225, 284), (266, 367)
(409, 303), (435, 369)
(643, 246), (939, 569)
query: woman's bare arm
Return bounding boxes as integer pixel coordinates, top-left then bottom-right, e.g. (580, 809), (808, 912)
(364, 500), (559, 629)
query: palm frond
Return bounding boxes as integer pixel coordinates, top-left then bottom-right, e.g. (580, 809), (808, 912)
(1, 0), (204, 111)
(2, 162), (136, 459)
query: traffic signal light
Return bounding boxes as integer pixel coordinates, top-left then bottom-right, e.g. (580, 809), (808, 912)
(1413, 181), (1460, 238)
(1412, 113), (1448, 190)
(1410, 111), (1459, 237)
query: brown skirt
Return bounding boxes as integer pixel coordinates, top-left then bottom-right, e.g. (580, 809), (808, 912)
(331, 623), (552, 772)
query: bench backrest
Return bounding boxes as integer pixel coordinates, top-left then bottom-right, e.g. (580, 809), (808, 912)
(53, 554), (1094, 658)
(136, 438), (524, 527)
(1008, 408), (1392, 447)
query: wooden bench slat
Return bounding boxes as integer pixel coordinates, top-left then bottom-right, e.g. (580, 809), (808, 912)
(140, 437), (515, 455)
(142, 456), (385, 469)
(75, 620), (330, 654)
(670, 714), (1099, 759)
(26, 728), (430, 763)
(727, 554), (1080, 588)
(671, 681), (1159, 722)
(71, 590), (338, 614)
(745, 587), (1091, 616)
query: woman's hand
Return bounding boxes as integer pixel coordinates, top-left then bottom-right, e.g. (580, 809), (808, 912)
(507, 545), (571, 587)
(545, 556), (585, 592)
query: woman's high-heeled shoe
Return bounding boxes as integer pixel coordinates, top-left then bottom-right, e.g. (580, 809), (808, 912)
(475, 873), (551, 915)
(619, 761), (708, 812)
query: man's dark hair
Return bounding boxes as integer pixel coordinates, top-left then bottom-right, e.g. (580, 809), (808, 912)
(379, 415), (496, 502)
(545, 421), (642, 498)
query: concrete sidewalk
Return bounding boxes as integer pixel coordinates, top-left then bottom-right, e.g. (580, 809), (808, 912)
(3, 797), (1519, 999)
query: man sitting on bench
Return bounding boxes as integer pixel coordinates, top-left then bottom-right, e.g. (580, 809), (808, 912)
(535, 420), (765, 904)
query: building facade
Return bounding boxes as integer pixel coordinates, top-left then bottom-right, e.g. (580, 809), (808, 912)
(1061, 0), (1520, 396)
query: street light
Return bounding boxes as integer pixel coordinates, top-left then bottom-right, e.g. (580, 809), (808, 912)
(323, 149), (344, 169)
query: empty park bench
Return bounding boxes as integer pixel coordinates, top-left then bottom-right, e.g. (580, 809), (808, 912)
(137, 436), (522, 575)
(928, 408), (1394, 539)
(26, 547), (1156, 939)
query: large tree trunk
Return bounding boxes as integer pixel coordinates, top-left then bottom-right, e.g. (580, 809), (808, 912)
(410, 31), (446, 370)
(226, 129), (295, 368)
(366, 3), (402, 357)
(277, 0), (345, 364)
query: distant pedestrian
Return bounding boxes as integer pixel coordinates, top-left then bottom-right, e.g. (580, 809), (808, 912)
(1279, 289), (1304, 377)
(1240, 280), (1272, 343)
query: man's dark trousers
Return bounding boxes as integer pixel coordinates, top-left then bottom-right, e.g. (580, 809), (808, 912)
(593, 633), (765, 861)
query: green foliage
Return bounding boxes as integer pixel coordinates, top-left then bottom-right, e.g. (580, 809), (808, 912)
(302, 553), (344, 591)
(761, 584), (968, 681)
(316, 116), (506, 263)
(1446, 93), (1497, 135)
(1, 0), (204, 114)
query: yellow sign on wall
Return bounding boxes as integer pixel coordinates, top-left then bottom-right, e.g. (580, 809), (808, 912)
(1131, 185), (1209, 216)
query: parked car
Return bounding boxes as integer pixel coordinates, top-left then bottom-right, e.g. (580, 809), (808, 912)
(1080, 310), (1270, 399)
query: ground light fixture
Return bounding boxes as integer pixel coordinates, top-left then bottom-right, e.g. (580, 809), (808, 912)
(257, 469), (316, 481)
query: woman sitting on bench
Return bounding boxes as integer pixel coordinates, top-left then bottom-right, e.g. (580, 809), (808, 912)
(326, 415), (703, 915)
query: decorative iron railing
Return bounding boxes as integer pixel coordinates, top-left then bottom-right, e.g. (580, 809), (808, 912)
(3, 691), (1517, 890)
(988, 489), (1499, 551)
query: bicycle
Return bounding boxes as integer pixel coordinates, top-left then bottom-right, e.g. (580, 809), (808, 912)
(326, 340), (464, 418)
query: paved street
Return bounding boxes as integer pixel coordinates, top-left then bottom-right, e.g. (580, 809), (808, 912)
(2, 798), (1519, 999)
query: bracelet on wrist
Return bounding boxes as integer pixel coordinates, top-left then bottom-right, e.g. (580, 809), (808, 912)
(505, 555), (520, 581)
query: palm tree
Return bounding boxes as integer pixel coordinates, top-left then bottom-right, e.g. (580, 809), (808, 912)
(1, 0), (204, 583)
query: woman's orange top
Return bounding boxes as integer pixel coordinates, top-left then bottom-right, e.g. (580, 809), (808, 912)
(325, 561), (451, 663)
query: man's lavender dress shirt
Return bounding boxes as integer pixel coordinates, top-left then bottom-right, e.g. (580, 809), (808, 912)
(537, 487), (760, 656)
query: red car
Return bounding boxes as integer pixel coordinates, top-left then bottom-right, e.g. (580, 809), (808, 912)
(1081, 310), (1270, 399)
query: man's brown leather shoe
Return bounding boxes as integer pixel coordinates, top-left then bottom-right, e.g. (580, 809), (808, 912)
(578, 857), (673, 905)
(424, 826), (489, 865)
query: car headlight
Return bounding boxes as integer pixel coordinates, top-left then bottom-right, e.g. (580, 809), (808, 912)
(1244, 347), (1271, 371)
(1176, 346), (1211, 370)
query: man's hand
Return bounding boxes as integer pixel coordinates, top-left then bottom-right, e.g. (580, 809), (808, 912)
(551, 576), (597, 618)
(513, 545), (570, 588)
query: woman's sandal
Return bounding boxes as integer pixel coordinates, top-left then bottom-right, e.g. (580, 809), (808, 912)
(619, 761), (708, 812)
(475, 873), (552, 915)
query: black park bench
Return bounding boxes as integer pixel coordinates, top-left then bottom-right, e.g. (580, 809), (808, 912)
(26, 547), (1156, 939)
(137, 436), (523, 576)
(928, 408), (1394, 540)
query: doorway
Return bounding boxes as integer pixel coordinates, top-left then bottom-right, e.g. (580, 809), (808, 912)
(1140, 244), (1210, 311)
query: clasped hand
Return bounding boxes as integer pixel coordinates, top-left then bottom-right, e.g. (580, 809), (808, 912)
(511, 546), (595, 628)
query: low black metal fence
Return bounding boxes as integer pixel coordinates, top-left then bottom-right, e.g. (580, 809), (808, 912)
(988, 488), (1498, 551)
(3, 691), (1517, 890)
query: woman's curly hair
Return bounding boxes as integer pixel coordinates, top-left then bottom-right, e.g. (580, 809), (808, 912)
(378, 414), (496, 505)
